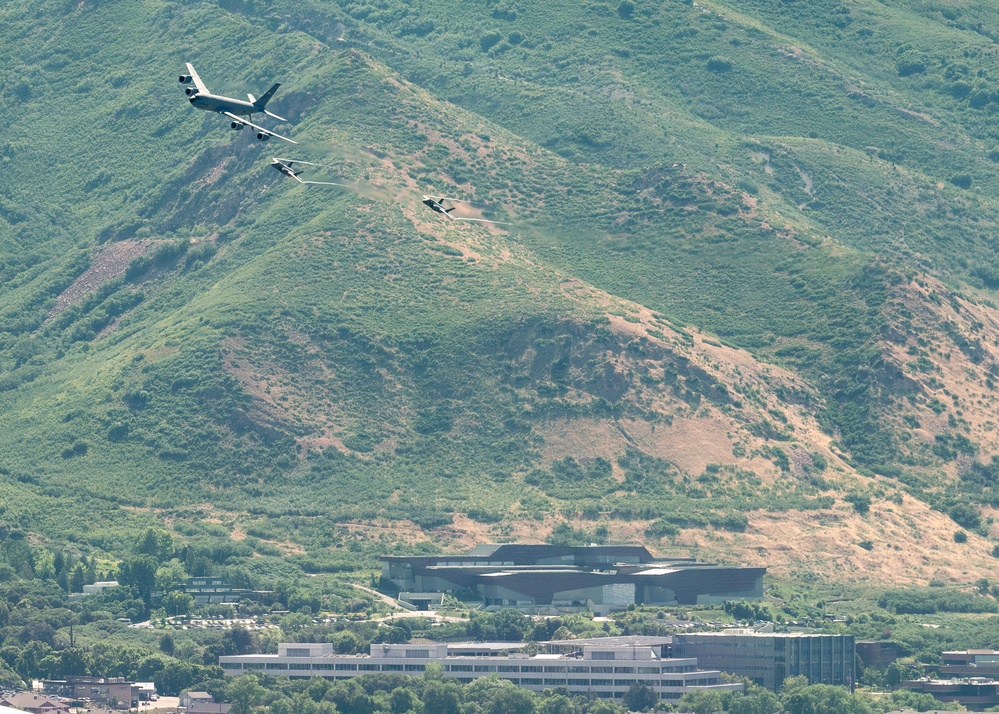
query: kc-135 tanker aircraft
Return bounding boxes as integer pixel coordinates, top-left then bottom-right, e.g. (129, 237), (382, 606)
(180, 62), (297, 144)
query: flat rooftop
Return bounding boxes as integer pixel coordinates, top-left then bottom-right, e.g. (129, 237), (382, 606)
(544, 636), (671, 647)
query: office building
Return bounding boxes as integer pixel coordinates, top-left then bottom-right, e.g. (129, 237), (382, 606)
(672, 631), (855, 691)
(220, 640), (743, 702)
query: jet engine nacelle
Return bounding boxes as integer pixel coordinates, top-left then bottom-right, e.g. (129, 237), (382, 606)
(230, 121), (245, 130)
(184, 86), (197, 96)
(256, 132), (271, 141)
(179, 74), (192, 84)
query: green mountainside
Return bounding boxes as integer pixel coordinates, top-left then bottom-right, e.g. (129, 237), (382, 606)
(3, 0), (999, 585)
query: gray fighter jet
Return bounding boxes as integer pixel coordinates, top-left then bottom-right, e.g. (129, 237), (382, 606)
(271, 158), (347, 186)
(180, 63), (297, 144)
(422, 195), (510, 224)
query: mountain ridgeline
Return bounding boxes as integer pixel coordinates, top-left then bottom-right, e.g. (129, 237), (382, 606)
(2, 0), (999, 584)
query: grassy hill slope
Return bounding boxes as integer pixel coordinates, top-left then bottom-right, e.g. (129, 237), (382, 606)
(2, 0), (999, 585)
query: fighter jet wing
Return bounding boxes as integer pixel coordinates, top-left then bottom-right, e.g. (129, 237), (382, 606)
(223, 112), (298, 144)
(185, 63), (209, 94)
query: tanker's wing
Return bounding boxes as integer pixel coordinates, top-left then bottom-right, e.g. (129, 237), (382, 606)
(185, 63), (209, 94)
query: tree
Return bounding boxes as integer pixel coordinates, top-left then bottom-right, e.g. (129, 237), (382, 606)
(324, 679), (375, 714)
(468, 609), (530, 641)
(679, 689), (724, 714)
(118, 555), (159, 606)
(153, 660), (194, 697)
(136, 528), (173, 561)
(223, 626), (254, 655)
(155, 559), (190, 592)
(137, 656), (166, 680)
(551, 626), (573, 641)
(422, 680), (462, 714)
(486, 686), (535, 714)
(885, 661), (907, 690)
(227, 675), (266, 714)
(58, 648), (89, 677)
(390, 687), (420, 714)
(270, 692), (339, 714)
(70, 564), (85, 594)
(539, 694), (575, 714)
(887, 689), (963, 712)
(624, 682), (658, 712)
(728, 687), (782, 714)
(781, 682), (873, 714)
(332, 631), (362, 654)
(586, 701), (624, 714)
(162, 591), (194, 617)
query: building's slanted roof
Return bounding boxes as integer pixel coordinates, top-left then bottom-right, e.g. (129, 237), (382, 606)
(0, 694), (68, 710)
(465, 544), (505, 557)
(383, 543), (658, 566)
(181, 692), (212, 700)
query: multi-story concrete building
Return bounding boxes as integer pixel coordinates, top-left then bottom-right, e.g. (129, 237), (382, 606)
(82, 581), (119, 596)
(41, 678), (138, 709)
(938, 650), (999, 678)
(381, 544), (765, 614)
(672, 631), (855, 692)
(220, 640), (743, 703)
(184, 577), (252, 606)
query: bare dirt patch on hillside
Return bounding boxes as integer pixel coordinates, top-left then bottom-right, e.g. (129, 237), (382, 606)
(48, 240), (157, 317)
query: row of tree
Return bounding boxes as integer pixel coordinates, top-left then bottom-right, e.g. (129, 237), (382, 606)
(210, 671), (964, 714)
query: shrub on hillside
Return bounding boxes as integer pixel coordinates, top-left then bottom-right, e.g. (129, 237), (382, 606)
(879, 588), (998, 614)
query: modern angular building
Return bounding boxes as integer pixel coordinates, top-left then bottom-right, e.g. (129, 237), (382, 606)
(220, 640), (743, 703)
(381, 544), (765, 614)
(672, 631), (856, 692)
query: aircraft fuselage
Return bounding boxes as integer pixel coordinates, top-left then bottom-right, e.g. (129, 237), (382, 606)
(189, 93), (256, 116)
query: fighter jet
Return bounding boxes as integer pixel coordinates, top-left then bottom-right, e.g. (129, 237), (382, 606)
(180, 63), (297, 144)
(421, 195), (510, 224)
(270, 158), (347, 186)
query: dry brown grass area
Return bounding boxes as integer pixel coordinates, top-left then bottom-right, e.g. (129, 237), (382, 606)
(884, 276), (999, 475)
(672, 493), (998, 586)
